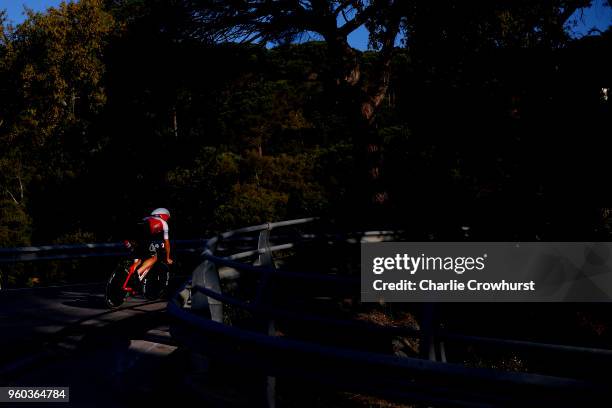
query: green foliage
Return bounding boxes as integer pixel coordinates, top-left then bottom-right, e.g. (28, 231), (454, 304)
(0, 0), (116, 246)
(0, 198), (31, 246)
(167, 147), (329, 231)
(3, 0), (115, 142)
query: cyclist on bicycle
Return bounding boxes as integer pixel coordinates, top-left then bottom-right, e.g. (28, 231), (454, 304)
(123, 208), (173, 294)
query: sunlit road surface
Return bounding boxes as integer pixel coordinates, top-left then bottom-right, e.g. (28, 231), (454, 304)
(0, 284), (197, 407)
(0, 284), (151, 360)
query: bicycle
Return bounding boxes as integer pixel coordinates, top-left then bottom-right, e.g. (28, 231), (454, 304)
(105, 256), (171, 308)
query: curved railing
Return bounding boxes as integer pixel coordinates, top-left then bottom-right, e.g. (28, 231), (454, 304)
(168, 219), (611, 407)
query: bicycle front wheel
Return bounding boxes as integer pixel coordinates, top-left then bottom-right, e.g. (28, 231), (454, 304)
(143, 263), (170, 300)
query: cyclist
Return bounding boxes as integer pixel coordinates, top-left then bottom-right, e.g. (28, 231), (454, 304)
(122, 208), (173, 294)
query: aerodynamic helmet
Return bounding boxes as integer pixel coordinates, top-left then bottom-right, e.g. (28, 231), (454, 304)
(151, 207), (170, 221)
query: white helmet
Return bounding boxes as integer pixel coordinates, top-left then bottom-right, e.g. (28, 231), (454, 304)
(151, 208), (170, 220)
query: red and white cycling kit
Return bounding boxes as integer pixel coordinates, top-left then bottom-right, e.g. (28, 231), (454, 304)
(122, 208), (171, 294)
(123, 215), (170, 260)
(143, 215), (169, 241)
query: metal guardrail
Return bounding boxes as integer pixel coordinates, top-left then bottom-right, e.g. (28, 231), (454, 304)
(0, 239), (209, 290)
(168, 218), (612, 407)
(0, 239), (208, 263)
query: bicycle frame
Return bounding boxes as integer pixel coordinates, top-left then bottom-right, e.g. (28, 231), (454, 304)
(121, 258), (154, 293)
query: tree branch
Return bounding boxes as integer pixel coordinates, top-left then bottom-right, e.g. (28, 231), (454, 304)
(334, 0), (359, 17)
(17, 175), (23, 201)
(338, 4), (378, 35)
(559, 0), (591, 24)
(4, 187), (19, 205)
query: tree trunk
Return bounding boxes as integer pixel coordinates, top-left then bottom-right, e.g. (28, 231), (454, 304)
(325, 14), (400, 211)
(172, 106), (178, 139)
(358, 52), (396, 208)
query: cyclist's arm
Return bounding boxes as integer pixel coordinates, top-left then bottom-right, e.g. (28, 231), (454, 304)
(164, 239), (172, 262)
(163, 222), (173, 264)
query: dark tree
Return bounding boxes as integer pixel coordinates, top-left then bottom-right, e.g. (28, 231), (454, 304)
(185, 0), (599, 209)
(190, 1), (403, 121)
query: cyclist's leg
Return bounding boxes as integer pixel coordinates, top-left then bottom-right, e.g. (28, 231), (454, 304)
(136, 240), (163, 280)
(137, 254), (157, 280)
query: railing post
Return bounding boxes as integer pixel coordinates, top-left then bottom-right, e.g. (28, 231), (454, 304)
(191, 238), (223, 323)
(256, 224), (276, 408)
(420, 303), (447, 362)
(420, 303), (447, 363)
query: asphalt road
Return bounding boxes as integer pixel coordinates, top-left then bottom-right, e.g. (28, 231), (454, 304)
(0, 283), (202, 407)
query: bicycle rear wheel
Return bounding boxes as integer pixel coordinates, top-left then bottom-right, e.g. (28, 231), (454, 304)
(105, 263), (129, 308)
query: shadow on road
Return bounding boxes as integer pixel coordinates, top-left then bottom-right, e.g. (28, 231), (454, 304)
(62, 294), (107, 310)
